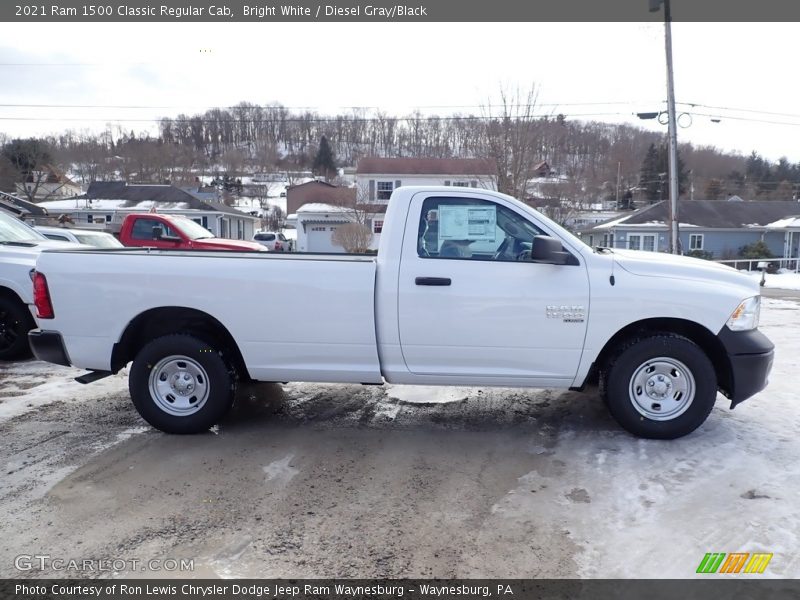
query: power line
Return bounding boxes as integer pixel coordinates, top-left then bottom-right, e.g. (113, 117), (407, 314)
(0, 112), (631, 124)
(678, 102), (800, 119)
(0, 100), (647, 111)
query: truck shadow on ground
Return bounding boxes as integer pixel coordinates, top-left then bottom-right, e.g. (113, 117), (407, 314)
(223, 381), (619, 438)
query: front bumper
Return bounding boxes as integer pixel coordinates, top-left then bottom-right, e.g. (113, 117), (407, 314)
(28, 329), (71, 367)
(717, 326), (774, 408)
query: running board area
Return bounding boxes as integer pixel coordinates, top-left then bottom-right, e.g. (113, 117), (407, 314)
(75, 370), (113, 384)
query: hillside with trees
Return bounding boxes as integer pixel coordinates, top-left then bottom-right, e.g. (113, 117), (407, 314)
(2, 98), (799, 204)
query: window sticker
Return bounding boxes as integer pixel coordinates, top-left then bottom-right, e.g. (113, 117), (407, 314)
(438, 205), (497, 243)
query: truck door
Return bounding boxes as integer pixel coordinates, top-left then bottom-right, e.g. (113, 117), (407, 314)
(397, 192), (590, 385)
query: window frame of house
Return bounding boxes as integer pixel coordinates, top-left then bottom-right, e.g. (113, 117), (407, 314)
(376, 181), (394, 201)
(689, 233), (704, 250)
(628, 233), (657, 252)
(451, 181), (470, 187)
(373, 219), (384, 234)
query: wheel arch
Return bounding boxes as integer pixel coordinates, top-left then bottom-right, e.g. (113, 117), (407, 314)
(587, 317), (732, 398)
(111, 306), (248, 379)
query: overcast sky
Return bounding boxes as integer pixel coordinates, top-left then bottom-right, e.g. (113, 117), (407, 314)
(1, 22), (798, 162)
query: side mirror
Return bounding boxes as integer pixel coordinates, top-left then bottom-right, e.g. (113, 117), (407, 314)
(530, 235), (569, 265)
(152, 225), (164, 240)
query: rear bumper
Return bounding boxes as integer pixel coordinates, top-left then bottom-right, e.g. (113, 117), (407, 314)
(28, 329), (71, 367)
(717, 327), (774, 408)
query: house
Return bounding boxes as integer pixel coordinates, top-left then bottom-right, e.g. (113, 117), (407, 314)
(291, 158), (497, 253)
(38, 182), (261, 240)
(0, 191), (50, 224)
(15, 164), (82, 200)
(578, 200), (800, 259)
(286, 180), (356, 216)
(294, 203), (358, 253)
(355, 157), (497, 203)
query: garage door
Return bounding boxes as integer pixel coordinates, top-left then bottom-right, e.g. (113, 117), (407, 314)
(307, 226), (341, 253)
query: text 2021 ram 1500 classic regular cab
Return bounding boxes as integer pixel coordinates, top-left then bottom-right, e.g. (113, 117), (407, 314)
(27, 187), (774, 439)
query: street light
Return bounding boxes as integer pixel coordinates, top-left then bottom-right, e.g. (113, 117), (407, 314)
(650, 0), (680, 254)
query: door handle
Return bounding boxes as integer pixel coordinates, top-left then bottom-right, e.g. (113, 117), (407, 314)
(415, 277), (451, 286)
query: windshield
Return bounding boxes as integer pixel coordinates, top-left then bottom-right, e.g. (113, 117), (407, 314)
(73, 233), (123, 248)
(0, 212), (48, 243)
(169, 216), (215, 240)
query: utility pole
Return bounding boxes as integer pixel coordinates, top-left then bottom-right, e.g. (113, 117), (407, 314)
(616, 161), (621, 208)
(650, 0), (680, 254)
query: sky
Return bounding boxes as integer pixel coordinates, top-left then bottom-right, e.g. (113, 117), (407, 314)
(1, 22), (799, 162)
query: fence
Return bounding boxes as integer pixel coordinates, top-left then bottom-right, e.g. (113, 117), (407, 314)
(714, 257), (800, 273)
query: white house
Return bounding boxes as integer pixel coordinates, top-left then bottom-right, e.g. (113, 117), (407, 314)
(294, 203), (357, 253)
(15, 164), (82, 200)
(355, 157), (497, 204)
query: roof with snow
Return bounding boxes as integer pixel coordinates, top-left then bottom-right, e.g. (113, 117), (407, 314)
(357, 157), (494, 176)
(68, 181), (257, 218)
(582, 200), (800, 232)
(296, 203), (351, 213)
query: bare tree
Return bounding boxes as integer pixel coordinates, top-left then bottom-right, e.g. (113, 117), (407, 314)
(479, 84), (544, 199)
(332, 222), (373, 253)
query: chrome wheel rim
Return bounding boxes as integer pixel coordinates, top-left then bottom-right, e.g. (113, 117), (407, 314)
(628, 356), (695, 421)
(148, 355), (210, 416)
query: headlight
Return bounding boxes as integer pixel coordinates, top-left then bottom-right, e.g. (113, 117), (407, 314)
(727, 296), (761, 331)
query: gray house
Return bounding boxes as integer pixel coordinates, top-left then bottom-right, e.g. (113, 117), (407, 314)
(578, 200), (800, 260)
(38, 182), (261, 240)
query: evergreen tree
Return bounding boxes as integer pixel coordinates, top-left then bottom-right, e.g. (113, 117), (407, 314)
(312, 136), (337, 180)
(639, 142), (688, 203)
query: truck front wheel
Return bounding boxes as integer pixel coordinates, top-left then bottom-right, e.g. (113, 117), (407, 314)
(129, 334), (235, 434)
(602, 334), (717, 439)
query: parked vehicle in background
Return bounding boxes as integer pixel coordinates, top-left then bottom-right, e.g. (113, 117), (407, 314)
(30, 187), (773, 439)
(118, 213), (266, 252)
(253, 231), (290, 251)
(0, 212), (85, 359)
(36, 226), (123, 248)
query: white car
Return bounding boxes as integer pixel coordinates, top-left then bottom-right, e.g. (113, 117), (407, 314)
(29, 187), (773, 439)
(253, 231), (290, 251)
(36, 226), (123, 248)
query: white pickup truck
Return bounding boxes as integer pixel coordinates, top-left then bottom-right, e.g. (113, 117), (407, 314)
(28, 187), (774, 439)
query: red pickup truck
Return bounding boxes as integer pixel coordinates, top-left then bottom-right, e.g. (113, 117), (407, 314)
(118, 213), (266, 252)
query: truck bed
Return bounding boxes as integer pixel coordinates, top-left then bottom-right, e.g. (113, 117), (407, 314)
(35, 248), (383, 383)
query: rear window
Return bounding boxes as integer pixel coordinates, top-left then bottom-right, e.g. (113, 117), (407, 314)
(255, 233), (275, 241)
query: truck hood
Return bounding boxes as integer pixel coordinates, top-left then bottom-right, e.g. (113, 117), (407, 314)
(611, 249), (758, 291)
(0, 239), (88, 258)
(191, 238), (267, 252)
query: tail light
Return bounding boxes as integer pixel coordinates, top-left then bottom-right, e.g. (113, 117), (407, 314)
(274, 241), (282, 250)
(33, 272), (54, 319)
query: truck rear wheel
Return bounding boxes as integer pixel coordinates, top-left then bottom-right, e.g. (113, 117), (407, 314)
(0, 295), (34, 361)
(602, 334), (717, 439)
(129, 334), (235, 434)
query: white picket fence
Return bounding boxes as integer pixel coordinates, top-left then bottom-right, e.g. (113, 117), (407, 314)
(714, 257), (800, 272)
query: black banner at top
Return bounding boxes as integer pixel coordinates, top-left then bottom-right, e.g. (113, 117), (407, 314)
(3, 0), (800, 22)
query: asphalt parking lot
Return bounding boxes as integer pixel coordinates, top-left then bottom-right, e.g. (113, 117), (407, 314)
(1, 297), (798, 579)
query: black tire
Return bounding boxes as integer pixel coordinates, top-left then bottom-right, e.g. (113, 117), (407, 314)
(0, 295), (35, 361)
(129, 334), (235, 434)
(602, 334), (717, 439)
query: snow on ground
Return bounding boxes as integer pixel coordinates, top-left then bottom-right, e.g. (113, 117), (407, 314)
(488, 298), (800, 577)
(0, 362), (129, 422)
(741, 270), (800, 291)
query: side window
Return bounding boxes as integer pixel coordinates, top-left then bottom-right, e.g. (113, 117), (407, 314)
(417, 197), (545, 261)
(131, 219), (175, 240)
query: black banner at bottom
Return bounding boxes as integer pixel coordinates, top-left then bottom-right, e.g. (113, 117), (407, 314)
(2, 579), (800, 600)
